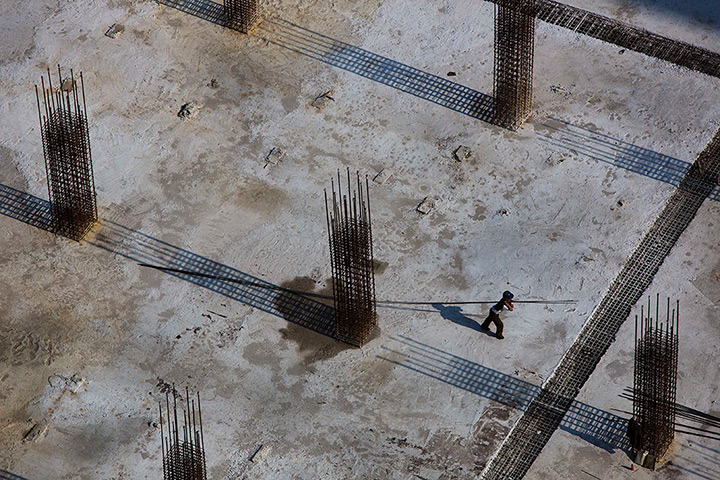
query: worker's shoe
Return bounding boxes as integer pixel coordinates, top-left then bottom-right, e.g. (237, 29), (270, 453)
(496, 335), (505, 340)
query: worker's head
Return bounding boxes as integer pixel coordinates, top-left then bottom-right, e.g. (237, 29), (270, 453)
(503, 290), (514, 300)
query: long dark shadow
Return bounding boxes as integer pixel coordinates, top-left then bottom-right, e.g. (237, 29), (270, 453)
(256, 19), (496, 123)
(539, 118), (720, 202)
(0, 471), (31, 480)
(0, 184), (53, 232)
(155, 0), (497, 123)
(156, 0), (225, 26)
(0, 183), (336, 339)
(380, 335), (630, 453)
(432, 303), (488, 334)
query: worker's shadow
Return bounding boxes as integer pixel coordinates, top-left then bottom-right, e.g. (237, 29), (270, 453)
(432, 304), (494, 337)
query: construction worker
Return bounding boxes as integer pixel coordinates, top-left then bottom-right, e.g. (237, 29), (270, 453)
(480, 291), (514, 339)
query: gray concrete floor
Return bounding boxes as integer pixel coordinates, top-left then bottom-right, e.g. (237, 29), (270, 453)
(1, 1), (719, 479)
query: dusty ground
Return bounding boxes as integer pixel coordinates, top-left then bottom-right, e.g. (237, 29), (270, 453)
(0, 0), (719, 479)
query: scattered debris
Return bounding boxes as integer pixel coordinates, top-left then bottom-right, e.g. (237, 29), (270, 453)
(23, 422), (49, 443)
(105, 23), (125, 39)
(619, 49), (626, 55)
(178, 102), (200, 119)
(498, 208), (510, 216)
(373, 169), (393, 184)
(249, 444), (271, 463)
(546, 153), (567, 166)
(208, 78), (219, 89)
(207, 310), (227, 318)
(452, 145), (472, 162)
(48, 373), (85, 393)
(156, 377), (181, 398)
(417, 197), (436, 214)
(311, 90), (335, 110)
(549, 84), (571, 97)
(264, 147), (285, 167)
(223, 447), (255, 479)
(387, 436), (423, 450)
(446, 71), (457, 77)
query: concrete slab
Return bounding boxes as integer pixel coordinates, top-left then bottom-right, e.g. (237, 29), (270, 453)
(0, 1), (718, 479)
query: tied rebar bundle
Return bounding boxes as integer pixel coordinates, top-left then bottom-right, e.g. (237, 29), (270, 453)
(631, 295), (679, 469)
(325, 170), (377, 347)
(493, 0), (537, 130)
(35, 67), (97, 241)
(224, 0), (259, 33)
(160, 388), (207, 480)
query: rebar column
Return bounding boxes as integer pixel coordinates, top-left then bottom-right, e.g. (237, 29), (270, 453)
(630, 295), (679, 469)
(224, 0), (259, 33)
(159, 387), (207, 480)
(325, 169), (377, 347)
(493, 0), (537, 130)
(35, 66), (97, 241)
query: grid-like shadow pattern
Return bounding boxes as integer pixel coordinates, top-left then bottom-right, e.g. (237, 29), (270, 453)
(0, 471), (30, 480)
(0, 184), (335, 338)
(481, 130), (720, 479)
(156, 0), (225, 26)
(257, 19), (496, 123)
(154, 0), (496, 123)
(381, 336), (630, 452)
(540, 119), (720, 202)
(0, 184), (53, 232)
(91, 220), (335, 337)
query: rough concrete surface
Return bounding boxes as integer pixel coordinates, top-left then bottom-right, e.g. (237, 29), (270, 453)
(0, 0), (719, 479)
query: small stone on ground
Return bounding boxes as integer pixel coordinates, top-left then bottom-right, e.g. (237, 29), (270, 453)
(178, 102), (199, 119)
(453, 146), (472, 162)
(105, 23), (125, 39)
(265, 147), (285, 166)
(417, 197), (435, 214)
(373, 169), (393, 184)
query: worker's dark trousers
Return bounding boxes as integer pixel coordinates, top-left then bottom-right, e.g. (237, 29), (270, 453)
(481, 311), (503, 337)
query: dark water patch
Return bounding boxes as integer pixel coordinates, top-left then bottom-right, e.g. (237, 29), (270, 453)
(274, 276), (347, 366)
(373, 259), (388, 275)
(279, 322), (353, 367)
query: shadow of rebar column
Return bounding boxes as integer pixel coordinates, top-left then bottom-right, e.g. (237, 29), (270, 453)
(223, 0), (259, 33)
(0, 185), (338, 339)
(493, 0), (537, 130)
(325, 170), (377, 347)
(380, 336), (631, 452)
(35, 66), (97, 241)
(479, 130), (720, 480)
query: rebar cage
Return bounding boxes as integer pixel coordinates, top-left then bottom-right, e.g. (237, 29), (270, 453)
(632, 295), (679, 468)
(325, 170), (377, 347)
(35, 67), (97, 241)
(224, 0), (259, 33)
(493, 0), (537, 130)
(159, 388), (207, 480)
